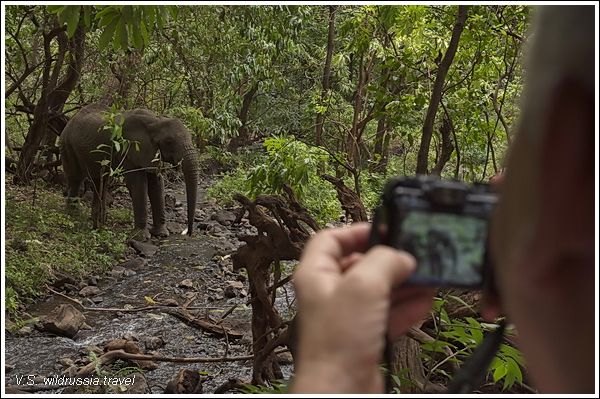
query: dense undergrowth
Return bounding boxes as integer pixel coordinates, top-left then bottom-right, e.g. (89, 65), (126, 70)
(4, 178), (132, 320)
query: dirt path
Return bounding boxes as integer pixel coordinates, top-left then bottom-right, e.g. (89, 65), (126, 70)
(4, 178), (295, 394)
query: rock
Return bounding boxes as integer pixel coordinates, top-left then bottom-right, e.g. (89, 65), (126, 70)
(239, 289), (248, 297)
(224, 286), (236, 298)
(119, 257), (148, 270)
(128, 239), (159, 257)
(178, 279), (194, 289)
(81, 322), (92, 330)
(107, 339), (140, 353)
(175, 200), (183, 208)
(123, 269), (137, 277)
(87, 275), (100, 286)
(59, 357), (74, 367)
(211, 210), (237, 226)
(165, 194), (177, 208)
(79, 285), (101, 297)
(227, 280), (245, 290)
(64, 364), (78, 377)
(196, 221), (210, 230)
(164, 369), (204, 394)
(144, 336), (165, 350)
(124, 372), (149, 394)
(41, 304), (86, 338)
(277, 351), (294, 365)
(207, 222), (227, 236)
(5, 362), (15, 372)
(51, 271), (78, 289)
(236, 273), (247, 283)
(123, 332), (140, 341)
(110, 266), (126, 278)
(90, 296), (104, 304)
(16, 325), (33, 336)
(63, 282), (80, 293)
(166, 221), (185, 234)
(83, 345), (103, 356)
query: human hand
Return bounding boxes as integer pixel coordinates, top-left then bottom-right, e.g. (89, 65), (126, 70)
(291, 223), (435, 393)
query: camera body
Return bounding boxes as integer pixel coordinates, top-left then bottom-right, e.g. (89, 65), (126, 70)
(369, 176), (497, 289)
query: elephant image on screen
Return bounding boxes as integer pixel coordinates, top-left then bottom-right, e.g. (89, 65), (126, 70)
(395, 211), (487, 286)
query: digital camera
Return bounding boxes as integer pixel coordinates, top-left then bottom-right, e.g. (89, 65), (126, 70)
(369, 176), (498, 289)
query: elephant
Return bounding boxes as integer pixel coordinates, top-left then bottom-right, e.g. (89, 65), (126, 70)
(59, 103), (198, 239)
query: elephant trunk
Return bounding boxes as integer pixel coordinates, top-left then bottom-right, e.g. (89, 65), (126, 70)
(182, 143), (198, 235)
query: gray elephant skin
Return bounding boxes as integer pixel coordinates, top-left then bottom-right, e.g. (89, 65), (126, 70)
(59, 103), (198, 238)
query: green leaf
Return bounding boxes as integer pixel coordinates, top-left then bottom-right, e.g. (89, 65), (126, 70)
(59, 6), (81, 38)
(114, 18), (128, 50)
(83, 6), (92, 28)
(98, 17), (118, 50)
(131, 18), (143, 48)
(47, 5), (65, 14)
(492, 362), (508, 382)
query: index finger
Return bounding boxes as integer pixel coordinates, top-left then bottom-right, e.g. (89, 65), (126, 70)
(294, 223), (371, 296)
(300, 223), (371, 268)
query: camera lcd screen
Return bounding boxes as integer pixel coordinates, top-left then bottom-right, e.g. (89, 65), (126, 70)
(395, 211), (487, 286)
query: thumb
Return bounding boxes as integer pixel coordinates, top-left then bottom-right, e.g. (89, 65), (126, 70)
(343, 245), (417, 293)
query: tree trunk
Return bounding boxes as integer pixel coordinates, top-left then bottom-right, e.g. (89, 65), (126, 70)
(431, 117), (454, 175)
(229, 82), (259, 151)
(415, 6), (469, 175)
(15, 20), (85, 183)
(314, 5), (336, 148)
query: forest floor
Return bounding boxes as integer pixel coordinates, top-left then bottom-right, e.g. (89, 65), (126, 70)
(4, 175), (295, 394)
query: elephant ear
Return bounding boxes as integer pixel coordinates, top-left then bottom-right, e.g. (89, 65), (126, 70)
(148, 118), (176, 144)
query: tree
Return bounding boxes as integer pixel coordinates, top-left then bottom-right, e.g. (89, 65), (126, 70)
(415, 5), (468, 175)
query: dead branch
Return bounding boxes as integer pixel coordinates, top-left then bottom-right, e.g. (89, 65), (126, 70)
(76, 348), (290, 378)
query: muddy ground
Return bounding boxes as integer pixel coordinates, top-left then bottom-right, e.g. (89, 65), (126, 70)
(4, 177), (296, 394)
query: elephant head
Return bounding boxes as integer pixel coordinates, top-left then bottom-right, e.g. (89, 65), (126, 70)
(149, 117), (198, 235)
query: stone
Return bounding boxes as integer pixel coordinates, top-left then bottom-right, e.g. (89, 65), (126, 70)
(226, 280), (244, 290)
(178, 279), (194, 289)
(110, 266), (127, 278)
(164, 369), (204, 394)
(59, 357), (74, 367)
(87, 275), (100, 286)
(79, 285), (101, 297)
(277, 351), (294, 365)
(16, 325), (33, 336)
(144, 336), (165, 351)
(224, 286), (236, 298)
(90, 296), (104, 304)
(123, 332), (139, 341)
(119, 257), (148, 270)
(211, 210), (237, 226)
(41, 304), (86, 338)
(104, 338), (141, 354)
(128, 239), (159, 257)
(124, 372), (149, 394)
(166, 221), (185, 234)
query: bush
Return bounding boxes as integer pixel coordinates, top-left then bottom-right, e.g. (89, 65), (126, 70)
(5, 180), (130, 319)
(207, 136), (342, 225)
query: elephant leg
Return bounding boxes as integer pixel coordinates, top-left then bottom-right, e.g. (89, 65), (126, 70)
(125, 170), (150, 240)
(89, 177), (108, 229)
(147, 172), (169, 237)
(62, 147), (83, 205)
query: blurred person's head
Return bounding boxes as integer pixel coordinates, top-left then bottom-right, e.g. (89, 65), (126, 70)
(487, 6), (595, 393)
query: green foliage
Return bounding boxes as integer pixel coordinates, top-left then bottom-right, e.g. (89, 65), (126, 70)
(48, 5), (176, 50)
(207, 137), (341, 225)
(422, 297), (525, 391)
(241, 380), (288, 394)
(4, 182), (130, 318)
(248, 136), (327, 198)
